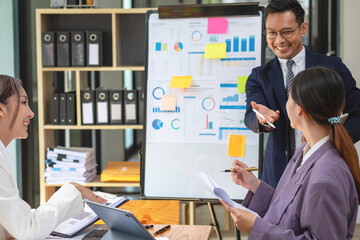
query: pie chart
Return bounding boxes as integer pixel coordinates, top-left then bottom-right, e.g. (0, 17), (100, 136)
(174, 42), (183, 52)
(152, 119), (163, 130)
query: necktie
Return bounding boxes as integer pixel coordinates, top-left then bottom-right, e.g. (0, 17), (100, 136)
(286, 60), (296, 160)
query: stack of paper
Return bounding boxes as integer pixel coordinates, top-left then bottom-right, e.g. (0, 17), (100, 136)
(51, 192), (128, 238)
(45, 146), (96, 184)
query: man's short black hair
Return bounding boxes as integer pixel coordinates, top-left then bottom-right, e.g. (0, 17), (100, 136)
(265, 0), (305, 24)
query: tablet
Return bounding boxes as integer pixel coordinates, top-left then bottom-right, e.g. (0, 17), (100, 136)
(84, 200), (155, 240)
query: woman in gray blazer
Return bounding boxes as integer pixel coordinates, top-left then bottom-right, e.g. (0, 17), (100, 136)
(222, 66), (360, 239)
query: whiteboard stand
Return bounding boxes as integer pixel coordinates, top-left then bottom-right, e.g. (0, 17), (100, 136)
(208, 202), (223, 240)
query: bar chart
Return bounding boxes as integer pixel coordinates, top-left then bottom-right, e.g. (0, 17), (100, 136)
(225, 35), (255, 53)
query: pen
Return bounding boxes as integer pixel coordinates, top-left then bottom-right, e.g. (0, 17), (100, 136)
(145, 224), (154, 229)
(252, 108), (276, 129)
(220, 167), (258, 172)
(153, 225), (171, 236)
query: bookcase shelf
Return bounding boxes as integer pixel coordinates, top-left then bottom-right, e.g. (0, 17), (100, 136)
(36, 8), (151, 202)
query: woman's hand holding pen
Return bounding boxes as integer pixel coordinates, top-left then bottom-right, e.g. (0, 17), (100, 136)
(231, 160), (261, 194)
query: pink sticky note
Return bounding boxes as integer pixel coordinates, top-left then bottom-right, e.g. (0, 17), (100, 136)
(207, 18), (228, 34)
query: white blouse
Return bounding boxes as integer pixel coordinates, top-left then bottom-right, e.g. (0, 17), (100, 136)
(0, 140), (83, 240)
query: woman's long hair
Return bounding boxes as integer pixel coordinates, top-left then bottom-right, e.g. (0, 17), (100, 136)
(0, 75), (22, 128)
(290, 66), (360, 203)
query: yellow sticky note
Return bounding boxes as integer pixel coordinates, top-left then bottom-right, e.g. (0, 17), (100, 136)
(169, 76), (192, 88)
(238, 76), (248, 93)
(228, 134), (246, 157)
(204, 43), (227, 59)
(160, 95), (176, 111)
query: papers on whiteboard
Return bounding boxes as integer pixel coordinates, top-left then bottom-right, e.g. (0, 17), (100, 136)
(196, 171), (260, 217)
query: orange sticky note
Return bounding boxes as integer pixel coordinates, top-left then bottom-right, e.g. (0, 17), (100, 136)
(204, 43), (227, 59)
(169, 76), (192, 88)
(160, 95), (176, 111)
(228, 134), (246, 157)
(207, 18), (228, 34)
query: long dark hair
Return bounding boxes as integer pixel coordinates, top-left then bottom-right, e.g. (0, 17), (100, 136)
(0, 75), (22, 128)
(290, 66), (360, 203)
(265, 0), (305, 24)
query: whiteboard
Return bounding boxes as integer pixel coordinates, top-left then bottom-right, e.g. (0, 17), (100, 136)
(142, 10), (264, 200)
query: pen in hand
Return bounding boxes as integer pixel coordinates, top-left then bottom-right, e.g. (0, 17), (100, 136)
(252, 108), (276, 129)
(153, 225), (171, 236)
(220, 167), (258, 172)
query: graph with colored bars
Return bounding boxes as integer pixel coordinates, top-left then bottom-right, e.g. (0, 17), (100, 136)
(155, 42), (168, 51)
(225, 35), (255, 52)
(153, 106), (181, 113)
(223, 94), (239, 102)
(206, 114), (213, 129)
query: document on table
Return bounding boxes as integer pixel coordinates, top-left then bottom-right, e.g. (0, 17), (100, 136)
(196, 171), (260, 217)
(51, 192), (128, 238)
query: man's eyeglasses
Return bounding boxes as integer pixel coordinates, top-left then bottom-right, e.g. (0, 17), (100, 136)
(264, 23), (302, 40)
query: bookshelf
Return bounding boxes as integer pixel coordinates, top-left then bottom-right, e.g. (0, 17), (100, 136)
(36, 8), (151, 202)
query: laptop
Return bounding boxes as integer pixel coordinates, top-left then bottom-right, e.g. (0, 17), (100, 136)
(84, 199), (156, 240)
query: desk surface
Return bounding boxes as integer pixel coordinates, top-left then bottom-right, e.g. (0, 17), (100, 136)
(149, 224), (212, 239)
(47, 224), (212, 240)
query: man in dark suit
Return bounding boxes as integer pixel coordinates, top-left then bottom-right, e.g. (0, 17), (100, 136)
(245, 0), (360, 188)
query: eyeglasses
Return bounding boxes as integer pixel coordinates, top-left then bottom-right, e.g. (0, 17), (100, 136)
(264, 23), (302, 40)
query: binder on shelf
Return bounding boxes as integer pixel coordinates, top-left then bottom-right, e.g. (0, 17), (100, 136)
(109, 90), (123, 125)
(71, 31), (85, 67)
(95, 88), (109, 125)
(86, 31), (102, 66)
(138, 89), (144, 124)
(59, 93), (67, 125)
(56, 31), (70, 67)
(41, 32), (56, 67)
(124, 90), (138, 125)
(66, 92), (76, 125)
(51, 93), (60, 125)
(81, 89), (95, 125)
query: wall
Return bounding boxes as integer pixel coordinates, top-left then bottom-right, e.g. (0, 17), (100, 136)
(340, 0), (360, 223)
(0, 0), (21, 189)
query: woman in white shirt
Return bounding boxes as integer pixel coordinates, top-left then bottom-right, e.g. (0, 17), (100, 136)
(0, 75), (105, 240)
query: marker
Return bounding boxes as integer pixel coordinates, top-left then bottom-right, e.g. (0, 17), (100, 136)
(252, 108), (276, 129)
(153, 225), (171, 236)
(220, 167), (258, 172)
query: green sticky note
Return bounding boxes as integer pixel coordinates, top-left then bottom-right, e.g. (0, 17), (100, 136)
(237, 76), (248, 93)
(204, 43), (227, 59)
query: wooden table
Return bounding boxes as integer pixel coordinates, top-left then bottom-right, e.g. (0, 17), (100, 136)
(47, 224), (212, 240)
(148, 224), (212, 239)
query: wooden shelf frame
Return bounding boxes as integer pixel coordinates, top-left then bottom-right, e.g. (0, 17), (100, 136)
(36, 8), (152, 202)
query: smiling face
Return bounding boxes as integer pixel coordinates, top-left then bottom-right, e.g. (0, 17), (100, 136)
(0, 86), (34, 146)
(265, 10), (307, 59)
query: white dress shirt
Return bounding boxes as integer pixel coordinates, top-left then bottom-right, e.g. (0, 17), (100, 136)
(297, 136), (330, 171)
(0, 140), (83, 240)
(278, 46), (306, 149)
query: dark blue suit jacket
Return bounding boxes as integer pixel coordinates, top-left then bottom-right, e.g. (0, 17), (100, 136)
(245, 47), (360, 188)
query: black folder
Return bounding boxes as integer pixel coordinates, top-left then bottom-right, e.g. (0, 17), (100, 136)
(71, 31), (85, 67)
(59, 93), (67, 125)
(81, 89), (95, 125)
(95, 89), (109, 125)
(109, 90), (123, 125)
(86, 31), (102, 66)
(57, 32), (70, 67)
(124, 90), (138, 125)
(66, 92), (76, 125)
(41, 32), (56, 67)
(138, 89), (144, 124)
(51, 93), (59, 125)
